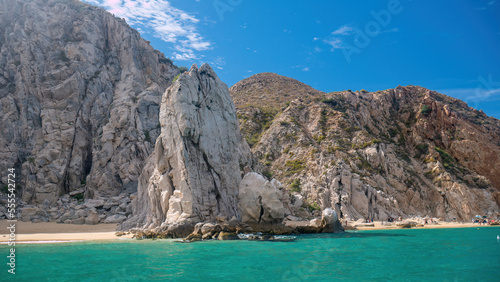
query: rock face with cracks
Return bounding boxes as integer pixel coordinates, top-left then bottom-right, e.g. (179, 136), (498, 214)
(0, 0), (178, 204)
(231, 75), (500, 221)
(238, 172), (286, 224)
(123, 64), (254, 230)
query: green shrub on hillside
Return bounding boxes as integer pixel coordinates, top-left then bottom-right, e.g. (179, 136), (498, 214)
(285, 159), (305, 175)
(435, 147), (454, 168)
(420, 105), (432, 115)
(290, 179), (301, 193)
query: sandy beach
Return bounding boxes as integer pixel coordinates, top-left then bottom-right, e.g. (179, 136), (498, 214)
(352, 221), (483, 230)
(1, 220), (497, 244)
(0, 221), (133, 243)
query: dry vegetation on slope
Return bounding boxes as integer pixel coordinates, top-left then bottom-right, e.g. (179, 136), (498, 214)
(230, 73), (500, 221)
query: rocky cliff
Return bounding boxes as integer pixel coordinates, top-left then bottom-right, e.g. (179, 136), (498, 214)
(230, 74), (500, 221)
(0, 0), (178, 205)
(123, 64), (255, 231)
(1, 0), (497, 229)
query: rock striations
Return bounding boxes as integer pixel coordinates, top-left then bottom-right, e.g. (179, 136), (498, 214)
(123, 64), (255, 232)
(0, 0), (178, 205)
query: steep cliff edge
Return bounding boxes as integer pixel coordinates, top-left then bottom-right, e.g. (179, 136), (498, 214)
(231, 74), (500, 221)
(123, 64), (255, 230)
(0, 0), (178, 204)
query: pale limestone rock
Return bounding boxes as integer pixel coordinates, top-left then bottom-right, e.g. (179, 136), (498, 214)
(103, 214), (127, 224)
(309, 218), (321, 227)
(84, 199), (105, 209)
(238, 172), (286, 224)
(124, 64), (253, 229)
(320, 208), (343, 233)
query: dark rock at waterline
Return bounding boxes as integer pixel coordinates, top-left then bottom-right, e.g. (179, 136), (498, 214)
(183, 233), (203, 242)
(218, 231), (239, 240)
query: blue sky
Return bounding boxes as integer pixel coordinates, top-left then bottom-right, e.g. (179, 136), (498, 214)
(82, 0), (500, 118)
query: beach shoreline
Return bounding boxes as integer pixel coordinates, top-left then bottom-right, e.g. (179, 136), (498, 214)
(1, 220), (498, 244)
(0, 221), (133, 243)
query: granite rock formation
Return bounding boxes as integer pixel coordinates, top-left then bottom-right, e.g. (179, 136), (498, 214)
(0, 0), (178, 204)
(123, 64), (254, 230)
(238, 172), (286, 224)
(1, 0), (498, 231)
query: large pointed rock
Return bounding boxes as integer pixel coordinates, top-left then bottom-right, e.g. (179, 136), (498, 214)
(124, 64), (253, 230)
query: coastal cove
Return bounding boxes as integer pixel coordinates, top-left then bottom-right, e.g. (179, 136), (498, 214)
(1, 227), (499, 281)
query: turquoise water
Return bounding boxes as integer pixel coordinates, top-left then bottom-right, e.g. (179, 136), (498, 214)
(1, 227), (499, 281)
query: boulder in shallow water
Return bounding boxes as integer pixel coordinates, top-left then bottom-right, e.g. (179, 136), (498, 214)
(166, 221), (195, 238)
(218, 231), (239, 240)
(184, 233), (203, 242)
(320, 208), (344, 233)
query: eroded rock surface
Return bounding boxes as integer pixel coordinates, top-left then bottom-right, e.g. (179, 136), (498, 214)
(231, 75), (500, 221)
(0, 0), (178, 204)
(124, 64), (253, 230)
(238, 172), (286, 224)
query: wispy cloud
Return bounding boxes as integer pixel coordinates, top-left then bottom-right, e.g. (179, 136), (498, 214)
(302, 67), (310, 72)
(321, 25), (354, 51)
(82, 0), (211, 61)
(437, 87), (500, 108)
(210, 56), (225, 70)
(331, 25), (353, 35)
(324, 38), (344, 51)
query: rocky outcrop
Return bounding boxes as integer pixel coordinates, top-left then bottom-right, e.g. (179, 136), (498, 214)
(0, 0), (178, 204)
(231, 75), (500, 222)
(123, 64), (254, 231)
(238, 172), (286, 224)
(319, 208), (343, 233)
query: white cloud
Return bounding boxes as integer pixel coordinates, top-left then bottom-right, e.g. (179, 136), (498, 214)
(210, 56), (225, 70)
(302, 67), (310, 72)
(82, 0), (211, 61)
(324, 38), (344, 51)
(331, 25), (353, 35)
